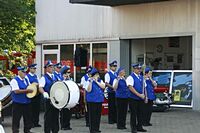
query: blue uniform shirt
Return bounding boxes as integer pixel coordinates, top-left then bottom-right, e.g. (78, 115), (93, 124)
(26, 73), (39, 83)
(53, 71), (63, 81)
(128, 73), (143, 100)
(115, 78), (129, 98)
(11, 76), (31, 104)
(43, 74), (56, 94)
(146, 79), (156, 100)
(86, 79), (104, 103)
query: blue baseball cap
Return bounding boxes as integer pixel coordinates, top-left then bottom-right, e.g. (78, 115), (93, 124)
(28, 63), (37, 69)
(60, 65), (70, 75)
(54, 62), (62, 68)
(109, 60), (117, 66)
(116, 67), (125, 76)
(132, 63), (140, 68)
(17, 66), (26, 72)
(86, 65), (93, 73)
(145, 67), (152, 73)
(90, 68), (99, 76)
(44, 60), (53, 68)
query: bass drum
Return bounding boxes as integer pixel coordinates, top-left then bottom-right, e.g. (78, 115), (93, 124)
(50, 80), (80, 109)
(0, 85), (12, 110)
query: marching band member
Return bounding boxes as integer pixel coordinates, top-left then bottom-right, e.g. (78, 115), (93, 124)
(80, 65), (93, 127)
(60, 66), (73, 130)
(39, 60), (59, 133)
(25, 64), (41, 128)
(104, 60), (117, 124)
(10, 66), (33, 133)
(53, 62), (63, 81)
(113, 67), (128, 130)
(143, 67), (156, 126)
(126, 64), (147, 133)
(85, 68), (105, 133)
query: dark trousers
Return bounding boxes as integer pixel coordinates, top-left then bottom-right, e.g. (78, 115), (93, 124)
(60, 108), (72, 128)
(108, 93), (117, 123)
(31, 94), (41, 125)
(85, 103), (89, 126)
(129, 98), (145, 132)
(143, 100), (153, 124)
(116, 98), (128, 128)
(88, 102), (102, 133)
(44, 100), (59, 133)
(12, 102), (32, 133)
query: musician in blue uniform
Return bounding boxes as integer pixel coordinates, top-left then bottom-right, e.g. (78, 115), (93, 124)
(104, 60), (117, 124)
(60, 66), (73, 130)
(80, 65), (93, 127)
(143, 67), (156, 126)
(39, 60), (59, 133)
(25, 64), (41, 128)
(113, 67), (129, 130)
(10, 66), (33, 133)
(85, 68), (105, 133)
(53, 62), (63, 81)
(126, 64), (147, 133)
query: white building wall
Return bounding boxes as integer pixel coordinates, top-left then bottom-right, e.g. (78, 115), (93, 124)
(112, 0), (197, 38)
(36, 0), (112, 42)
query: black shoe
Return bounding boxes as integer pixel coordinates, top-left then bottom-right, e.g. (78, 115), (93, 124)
(61, 127), (72, 130)
(137, 128), (147, 132)
(34, 124), (42, 127)
(95, 130), (101, 132)
(131, 130), (137, 133)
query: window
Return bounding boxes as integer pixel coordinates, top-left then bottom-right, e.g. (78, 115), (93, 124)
(92, 43), (107, 79)
(60, 45), (74, 79)
(43, 45), (58, 50)
(75, 44), (90, 83)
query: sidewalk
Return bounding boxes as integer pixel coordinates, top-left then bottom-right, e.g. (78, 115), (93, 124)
(2, 108), (200, 133)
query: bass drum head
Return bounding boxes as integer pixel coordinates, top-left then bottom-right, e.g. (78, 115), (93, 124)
(50, 81), (69, 109)
(0, 85), (12, 101)
(64, 80), (80, 109)
(0, 125), (5, 133)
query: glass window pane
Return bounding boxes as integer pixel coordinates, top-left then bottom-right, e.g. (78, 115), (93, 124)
(92, 43), (107, 79)
(43, 45), (58, 50)
(172, 72), (192, 106)
(60, 45), (74, 79)
(152, 72), (172, 98)
(44, 54), (57, 65)
(75, 44), (90, 83)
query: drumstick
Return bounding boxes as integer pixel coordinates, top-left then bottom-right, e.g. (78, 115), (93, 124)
(53, 97), (59, 104)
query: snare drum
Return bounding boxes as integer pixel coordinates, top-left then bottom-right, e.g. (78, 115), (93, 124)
(0, 85), (12, 110)
(50, 80), (80, 109)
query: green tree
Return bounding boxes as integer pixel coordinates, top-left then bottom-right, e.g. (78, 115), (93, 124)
(0, 0), (35, 53)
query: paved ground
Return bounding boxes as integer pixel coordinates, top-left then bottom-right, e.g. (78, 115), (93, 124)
(2, 108), (200, 133)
